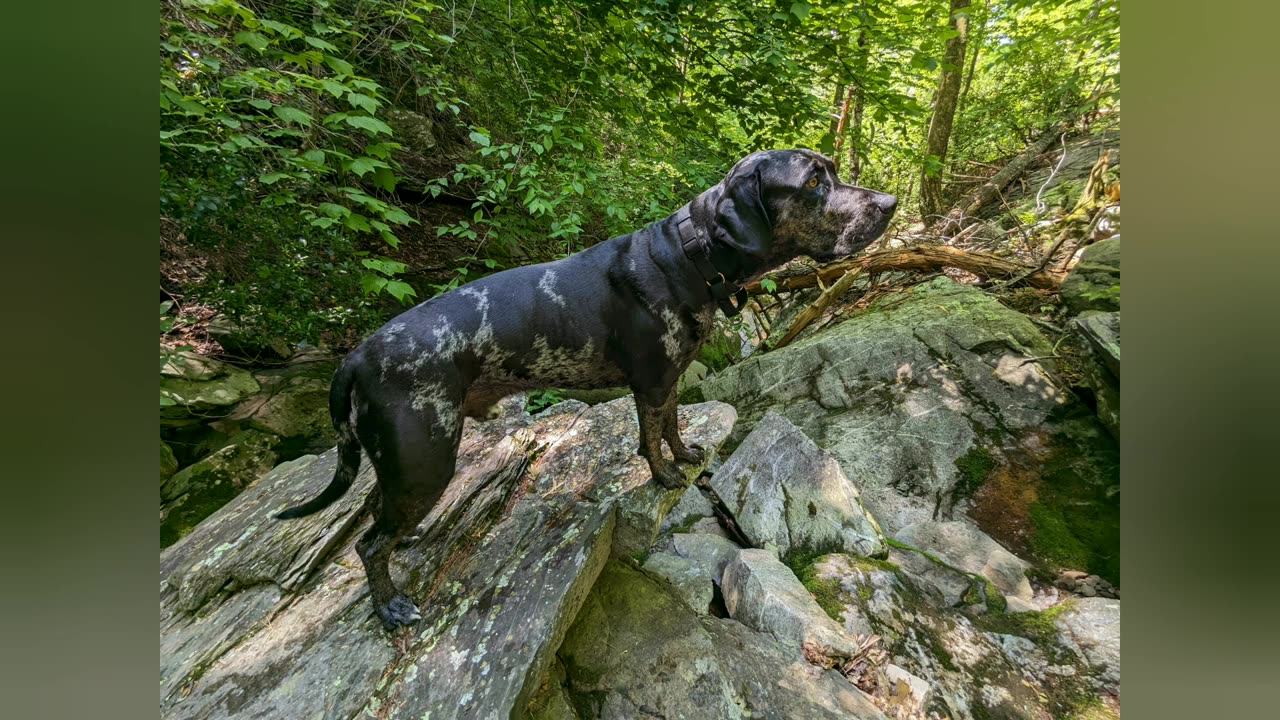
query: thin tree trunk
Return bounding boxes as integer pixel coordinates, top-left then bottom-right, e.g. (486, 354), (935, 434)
(828, 83), (847, 140)
(919, 0), (972, 222)
(848, 32), (868, 184)
(957, 3), (983, 118)
(832, 85), (854, 174)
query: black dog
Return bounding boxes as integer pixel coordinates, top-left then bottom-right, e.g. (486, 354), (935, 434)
(276, 149), (896, 629)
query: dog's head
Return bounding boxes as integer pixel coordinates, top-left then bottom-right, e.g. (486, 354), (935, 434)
(712, 149), (897, 269)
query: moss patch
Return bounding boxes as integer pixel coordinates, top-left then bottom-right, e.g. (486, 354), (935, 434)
(953, 445), (997, 500)
(781, 544), (847, 622)
(697, 330), (739, 372)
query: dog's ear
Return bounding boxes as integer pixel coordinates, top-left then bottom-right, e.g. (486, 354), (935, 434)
(713, 165), (773, 259)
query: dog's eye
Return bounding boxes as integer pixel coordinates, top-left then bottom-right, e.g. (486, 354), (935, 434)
(805, 176), (820, 189)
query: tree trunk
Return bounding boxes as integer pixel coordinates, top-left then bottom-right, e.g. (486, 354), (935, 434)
(848, 32), (869, 184)
(919, 0), (972, 222)
(957, 2), (983, 118)
(828, 83), (847, 141)
(832, 85), (854, 175)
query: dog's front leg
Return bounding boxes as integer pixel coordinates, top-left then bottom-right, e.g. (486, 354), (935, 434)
(635, 389), (690, 490)
(662, 399), (705, 466)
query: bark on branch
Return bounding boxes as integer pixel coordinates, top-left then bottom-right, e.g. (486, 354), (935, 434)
(951, 124), (1066, 220)
(746, 245), (1063, 296)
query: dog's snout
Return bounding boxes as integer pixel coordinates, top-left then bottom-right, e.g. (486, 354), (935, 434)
(875, 193), (898, 215)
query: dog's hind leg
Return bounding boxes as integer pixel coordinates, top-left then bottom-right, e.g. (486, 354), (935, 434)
(356, 403), (462, 631)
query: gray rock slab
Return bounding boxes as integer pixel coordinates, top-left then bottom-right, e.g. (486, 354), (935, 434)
(895, 520), (1033, 601)
(709, 411), (886, 558)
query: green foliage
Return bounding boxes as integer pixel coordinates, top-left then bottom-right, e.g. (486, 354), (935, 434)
(525, 389), (567, 415)
(160, 0), (1119, 350)
(697, 331), (740, 372)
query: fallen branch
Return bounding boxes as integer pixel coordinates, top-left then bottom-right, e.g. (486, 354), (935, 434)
(951, 123), (1067, 221)
(747, 245), (1062, 296)
(769, 268), (864, 350)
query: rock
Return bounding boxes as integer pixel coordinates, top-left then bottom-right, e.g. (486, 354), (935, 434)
(1075, 311), (1120, 439)
(814, 554), (909, 638)
(223, 359), (339, 455)
(160, 398), (736, 719)
(700, 277), (1057, 534)
(1005, 596), (1038, 613)
(161, 440), (178, 482)
(895, 521), (1033, 601)
(700, 278), (1121, 587)
(887, 544), (975, 607)
(722, 548), (860, 659)
(642, 551), (714, 614)
(206, 314), (291, 360)
(160, 352), (261, 427)
(678, 359), (709, 393)
(686, 516), (729, 538)
(1061, 238), (1120, 315)
(1055, 598), (1121, 690)
(671, 532), (741, 583)
(160, 429), (278, 548)
(884, 663), (932, 715)
(658, 486), (714, 535)
(708, 411), (886, 559)
(554, 560), (886, 719)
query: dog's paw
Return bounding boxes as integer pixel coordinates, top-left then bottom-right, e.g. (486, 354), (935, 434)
(651, 463), (689, 490)
(673, 443), (705, 466)
(377, 595), (422, 631)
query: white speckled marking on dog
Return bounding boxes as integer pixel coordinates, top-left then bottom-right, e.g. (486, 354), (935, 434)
(658, 306), (683, 362)
(537, 269), (567, 308)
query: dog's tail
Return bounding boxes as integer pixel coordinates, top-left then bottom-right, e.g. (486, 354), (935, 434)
(274, 359), (362, 520)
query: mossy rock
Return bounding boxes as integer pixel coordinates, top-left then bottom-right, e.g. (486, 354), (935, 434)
(161, 440), (179, 483)
(159, 429), (279, 548)
(160, 352), (260, 427)
(1061, 239), (1120, 315)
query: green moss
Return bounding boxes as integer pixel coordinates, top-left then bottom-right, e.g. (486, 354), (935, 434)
(160, 475), (242, 547)
(781, 543), (848, 622)
(1028, 427), (1121, 584)
(953, 445), (997, 499)
(697, 331), (739, 372)
(976, 602), (1074, 650)
(666, 514), (705, 536)
(921, 627), (959, 672)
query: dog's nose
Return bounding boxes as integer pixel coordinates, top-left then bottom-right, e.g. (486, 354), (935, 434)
(875, 193), (898, 214)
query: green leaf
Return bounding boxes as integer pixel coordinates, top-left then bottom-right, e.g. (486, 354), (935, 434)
(160, 396), (177, 407)
(273, 106), (312, 126)
(346, 93), (379, 114)
(319, 79), (347, 98)
(304, 36), (339, 52)
(761, 277), (778, 293)
(258, 172), (288, 185)
(302, 149), (327, 165)
(247, 98), (274, 110)
(360, 274), (388, 295)
(324, 55), (354, 76)
(384, 281), (417, 303)
(349, 157), (382, 177)
(318, 202), (348, 218)
(343, 115), (392, 135)
(234, 31), (269, 52)
(468, 130), (491, 147)
(790, 2), (811, 20)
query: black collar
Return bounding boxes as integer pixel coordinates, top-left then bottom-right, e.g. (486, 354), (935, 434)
(674, 204), (749, 317)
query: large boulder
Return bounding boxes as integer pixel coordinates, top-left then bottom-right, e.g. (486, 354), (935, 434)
(815, 554), (1101, 720)
(1055, 598), (1121, 691)
(700, 277), (1120, 586)
(1061, 238), (1120, 315)
(160, 351), (260, 427)
(159, 429), (278, 548)
(221, 357), (339, 456)
(722, 548), (865, 660)
(894, 520), (1033, 601)
(160, 397), (734, 720)
(552, 560), (886, 719)
(708, 411), (886, 559)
